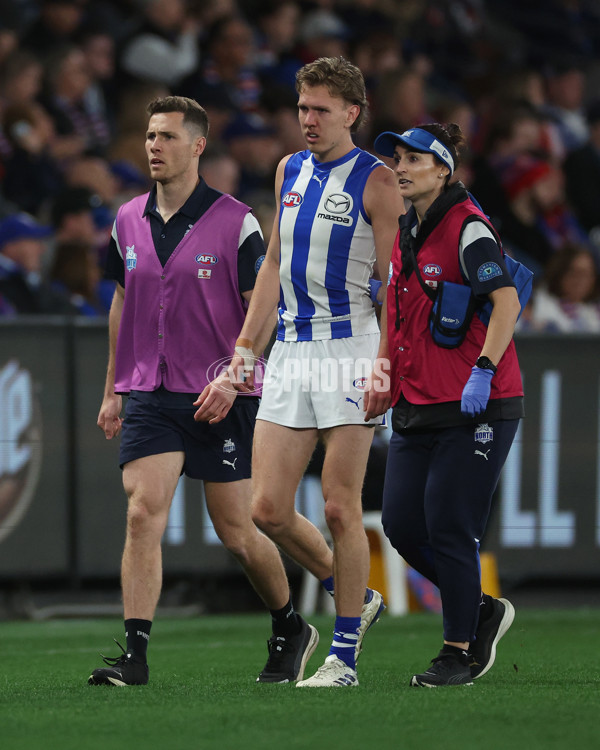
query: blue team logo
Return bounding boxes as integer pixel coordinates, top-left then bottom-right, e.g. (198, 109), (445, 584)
(475, 423), (494, 444)
(125, 245), (137, 272)
(195, 253), (218, 265)
(282, 191), (303, 208)
(477, 262), (502, 282)
(423, 264), (442, 277)
(255, 254), (265, 274)
(223, 438), (236, 453)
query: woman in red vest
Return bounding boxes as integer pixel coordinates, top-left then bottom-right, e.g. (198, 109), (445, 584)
(374, 124), (523, 687)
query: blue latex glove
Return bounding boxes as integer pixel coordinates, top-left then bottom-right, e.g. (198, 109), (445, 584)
(368, 278), (383, 306)
(461, 366), (494, 416)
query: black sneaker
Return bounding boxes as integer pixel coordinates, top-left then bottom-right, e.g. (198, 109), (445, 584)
(410, 649), (473, 687)
(88, 640), (149, 686)
(470, 597), (515, 679)
(256, 616), (319, 683)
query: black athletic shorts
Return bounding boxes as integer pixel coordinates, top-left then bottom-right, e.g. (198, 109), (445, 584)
(119, 388), (259, 482)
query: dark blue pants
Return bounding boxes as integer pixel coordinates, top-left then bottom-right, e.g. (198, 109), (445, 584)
(382, 419), (519, 643)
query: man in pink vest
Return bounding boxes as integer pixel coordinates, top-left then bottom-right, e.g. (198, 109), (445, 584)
(89, 96), (318, 686)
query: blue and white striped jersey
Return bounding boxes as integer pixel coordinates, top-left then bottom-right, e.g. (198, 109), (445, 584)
(277, 147), (384, 341)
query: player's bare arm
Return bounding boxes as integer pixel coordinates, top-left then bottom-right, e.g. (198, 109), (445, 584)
(227, 155), (290, 394)
(236, 156), (288, 345)
(97, 283), (125, 439)
(362, 164), (405, 421)
(194, 157), (290, 421)
(192, 286), (274, 423)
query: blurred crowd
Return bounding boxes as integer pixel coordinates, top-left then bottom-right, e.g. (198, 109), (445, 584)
(1, 0), (600, 331)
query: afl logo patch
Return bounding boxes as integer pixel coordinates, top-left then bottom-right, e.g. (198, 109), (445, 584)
(324, 192), (352, 214)
(423, 264), (442, 277)
(353, 377), (368, 390)
(195, 254), (218, 265)
(282, 191), (303, 208)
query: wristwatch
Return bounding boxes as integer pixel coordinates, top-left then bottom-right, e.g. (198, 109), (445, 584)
(475, 356), (497, 375)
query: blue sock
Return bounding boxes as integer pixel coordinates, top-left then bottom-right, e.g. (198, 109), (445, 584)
(320, 576), (335, 598)
(328, 616), (360, 670)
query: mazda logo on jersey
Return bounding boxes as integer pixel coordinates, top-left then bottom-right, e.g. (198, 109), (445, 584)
(195, 254), (218, 265)
(282, 192), (303, 208)
(324, 193), (352, 214)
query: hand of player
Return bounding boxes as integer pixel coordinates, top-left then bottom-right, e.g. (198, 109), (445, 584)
(368, 278), (383, 306)
(228, 345), (256, 392)
(363, 358), (391, 421)
(97, 394), (123, 439)
(193, 371), (238, 424)
(461, 366), (493, 416)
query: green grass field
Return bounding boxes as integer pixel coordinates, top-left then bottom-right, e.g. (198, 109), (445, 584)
(0, 609), (597, 750)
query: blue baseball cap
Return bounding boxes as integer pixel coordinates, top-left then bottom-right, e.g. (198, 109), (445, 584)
(222, 113), (276, 143)
(0, 213), (52, 250)
(374, 128), (455, 175)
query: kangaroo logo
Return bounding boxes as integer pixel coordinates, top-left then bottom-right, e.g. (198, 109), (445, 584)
(125, 245), (137, 272)
(345, 396), (362, 409)
(222, 458), (238, 469)
(474, 449), (490, 461)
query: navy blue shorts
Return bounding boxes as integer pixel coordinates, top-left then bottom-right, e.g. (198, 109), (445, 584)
(119, 389), (259, 482)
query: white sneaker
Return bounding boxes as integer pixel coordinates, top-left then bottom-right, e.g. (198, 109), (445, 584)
(356, 589), (385, 661)
(296, 656), (358, 688)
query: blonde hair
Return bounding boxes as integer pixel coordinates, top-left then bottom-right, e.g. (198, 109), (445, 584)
(295, 57), (368, 132)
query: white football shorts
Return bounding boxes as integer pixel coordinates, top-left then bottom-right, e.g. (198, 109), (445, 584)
(256, 333), (386, 429)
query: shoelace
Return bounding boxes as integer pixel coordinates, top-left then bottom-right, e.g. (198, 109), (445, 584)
(313, 658), (345, 677)
(263, 636), (294, 668)
(99, 639), (129, 667)
(307, 659), (357, 686)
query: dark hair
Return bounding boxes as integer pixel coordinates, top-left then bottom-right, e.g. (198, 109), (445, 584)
(295, 56), (368, 132)
(482, 99), (541, 155)
(545, 244), (600, 302)
(51, 187), (96, 227)
(44, 44), (82, 90)
(203, 14), (250, 54)
(0, 49), (40, 90)
(146, 96), (209, 138)
(50, 240), (97, 299)
(413, 122), (465, 182)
